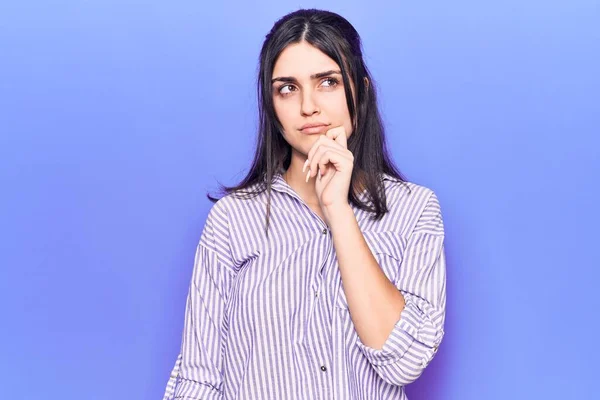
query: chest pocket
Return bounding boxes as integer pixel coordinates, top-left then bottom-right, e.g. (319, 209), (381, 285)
(335, 230), (408, 310)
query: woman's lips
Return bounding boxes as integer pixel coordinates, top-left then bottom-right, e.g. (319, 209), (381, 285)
(300, 124), (329, 134)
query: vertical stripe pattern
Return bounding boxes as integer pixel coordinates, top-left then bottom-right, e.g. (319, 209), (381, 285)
(163, 173), (446, 400)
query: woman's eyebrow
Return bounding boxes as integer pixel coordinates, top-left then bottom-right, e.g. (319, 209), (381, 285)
(271, 69), (342, 84)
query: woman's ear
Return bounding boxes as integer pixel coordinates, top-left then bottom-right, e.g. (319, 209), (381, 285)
(364, 77), (369, 89)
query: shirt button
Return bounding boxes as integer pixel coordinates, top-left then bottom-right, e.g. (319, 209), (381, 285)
(320, 365), (327, 372)
(322, 228), (327, 234)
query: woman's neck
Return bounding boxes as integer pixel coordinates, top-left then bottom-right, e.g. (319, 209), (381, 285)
(283, 154), (320, 206)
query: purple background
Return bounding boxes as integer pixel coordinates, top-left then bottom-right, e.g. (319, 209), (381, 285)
(1, 1), (598, 399)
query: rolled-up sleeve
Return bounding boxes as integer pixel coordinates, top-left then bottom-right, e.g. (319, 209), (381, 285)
(356, 191), (446, 387)
(163, 202), (236, 400)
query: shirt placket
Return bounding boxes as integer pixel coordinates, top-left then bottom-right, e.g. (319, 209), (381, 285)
(274, 175), (336, 399)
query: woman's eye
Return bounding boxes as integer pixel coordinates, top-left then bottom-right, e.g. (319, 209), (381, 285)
(279, 85), (295, 95)
(277, 78), (338, 96)
(321, 78), (339, 87)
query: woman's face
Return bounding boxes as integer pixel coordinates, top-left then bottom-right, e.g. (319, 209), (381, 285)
(271, 41), (354, 157)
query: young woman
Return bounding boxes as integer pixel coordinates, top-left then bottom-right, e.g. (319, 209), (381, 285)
(163, 8), (446, 400)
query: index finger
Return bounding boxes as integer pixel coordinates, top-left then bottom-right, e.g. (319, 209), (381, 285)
(326, 126), (347, 149)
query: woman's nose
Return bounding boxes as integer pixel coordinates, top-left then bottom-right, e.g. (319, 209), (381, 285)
(301, 91), (320, 116)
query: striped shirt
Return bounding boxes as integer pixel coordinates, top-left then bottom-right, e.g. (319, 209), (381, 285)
(163, 172), (446, 400)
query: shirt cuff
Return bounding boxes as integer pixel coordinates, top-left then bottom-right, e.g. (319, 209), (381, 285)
(355, 295), (443, 366)
(173, 378), (222, 400)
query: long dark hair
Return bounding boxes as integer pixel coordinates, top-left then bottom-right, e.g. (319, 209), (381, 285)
(207, 8), (409, 235)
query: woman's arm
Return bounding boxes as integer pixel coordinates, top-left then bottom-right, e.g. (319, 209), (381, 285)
(163, 203), (236, 399)
(327, 190), (446, 386)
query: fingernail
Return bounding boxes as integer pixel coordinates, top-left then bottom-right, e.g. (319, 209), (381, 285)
(305, 169), (311, 183)
(302, 159), (309, 173)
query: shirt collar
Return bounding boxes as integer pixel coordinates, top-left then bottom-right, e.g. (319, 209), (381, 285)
(270, 170), (394, 200)
(270, 171), (306, 201)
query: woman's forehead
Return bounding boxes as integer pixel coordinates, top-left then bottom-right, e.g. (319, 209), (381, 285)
(272, 42), (339, 78)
